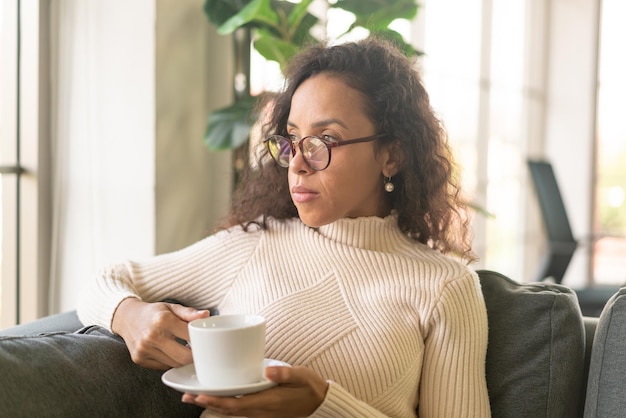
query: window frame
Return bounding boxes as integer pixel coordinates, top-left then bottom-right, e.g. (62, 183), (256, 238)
(0, 0), (51, 328)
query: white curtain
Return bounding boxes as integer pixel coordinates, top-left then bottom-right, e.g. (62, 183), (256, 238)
(49, 0), (156, 313)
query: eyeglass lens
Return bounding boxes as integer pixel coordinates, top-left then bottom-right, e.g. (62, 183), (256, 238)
(266, 135), (330, 171)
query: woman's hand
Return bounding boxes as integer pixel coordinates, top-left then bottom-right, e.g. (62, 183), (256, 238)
(182, 365), (329, 418)
(112, 298), (210, 370)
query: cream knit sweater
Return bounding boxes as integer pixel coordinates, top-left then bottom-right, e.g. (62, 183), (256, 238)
(78, 215), (491, 417)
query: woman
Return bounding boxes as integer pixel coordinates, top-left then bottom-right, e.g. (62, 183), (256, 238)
(78, 37), (490, 417)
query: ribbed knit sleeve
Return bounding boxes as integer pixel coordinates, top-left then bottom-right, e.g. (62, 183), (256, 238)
(307, 271), (490, 418)
(419, 272), (491, 417)
(77, 226), (263, 329)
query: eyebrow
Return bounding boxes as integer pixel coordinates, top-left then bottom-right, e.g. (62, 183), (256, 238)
(287, 118), (349, 130)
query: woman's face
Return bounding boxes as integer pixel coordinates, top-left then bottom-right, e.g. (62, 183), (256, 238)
(287, 73), (394, 227)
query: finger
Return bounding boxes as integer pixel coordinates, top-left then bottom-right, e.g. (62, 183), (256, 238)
(156, 336), (194, 368)
(167, 304), (211, 342)
(168, 303), (211, 322)
(182, 394), (225, 411)
(130, 324), (192, 369)
(265, 365), (306, 385)
(264, 366), (329, 409)
(181, 393), (196, 404)
(132, 340), (187, 370)
(185, 394), (243, 416)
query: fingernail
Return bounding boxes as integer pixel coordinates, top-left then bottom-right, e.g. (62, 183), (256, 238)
(265, 367), (278, 379)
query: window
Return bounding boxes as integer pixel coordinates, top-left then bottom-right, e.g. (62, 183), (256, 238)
(0, 0), (50, 328)
(593, 0), (626, 285)
(418, 0), (534, 279)
(416, 0), (607, 286)
(0, 0), (20, 328)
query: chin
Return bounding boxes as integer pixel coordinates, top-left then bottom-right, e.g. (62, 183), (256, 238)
(299, 218), (326, 228)
(297, 212), (334, 228)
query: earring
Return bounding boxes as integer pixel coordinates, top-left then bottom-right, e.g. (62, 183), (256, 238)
(384, 176), (395, 193)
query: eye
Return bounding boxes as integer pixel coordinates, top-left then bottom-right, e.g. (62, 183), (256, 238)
(288, 133), (299, 141)
(320, 134), (338, 143)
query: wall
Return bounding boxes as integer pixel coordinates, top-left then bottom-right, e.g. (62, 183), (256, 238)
(155, 0), (233, 255)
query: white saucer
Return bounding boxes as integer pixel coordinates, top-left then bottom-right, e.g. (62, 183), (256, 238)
(162, 358), (290, 396)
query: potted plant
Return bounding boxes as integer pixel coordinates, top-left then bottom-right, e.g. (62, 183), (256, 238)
(202, 0), (420, 169)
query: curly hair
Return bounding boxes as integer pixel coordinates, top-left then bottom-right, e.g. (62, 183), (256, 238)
(225, 37), (475, 261)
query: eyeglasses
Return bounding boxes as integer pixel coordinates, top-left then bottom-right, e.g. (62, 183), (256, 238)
(263, 133), (386, 171)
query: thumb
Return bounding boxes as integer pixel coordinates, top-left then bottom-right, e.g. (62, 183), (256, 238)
(265, 365), (302, 385)
(168, 303), (211, 322)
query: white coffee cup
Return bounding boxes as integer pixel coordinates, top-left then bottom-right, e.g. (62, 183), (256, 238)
(188, 314), (266, 388)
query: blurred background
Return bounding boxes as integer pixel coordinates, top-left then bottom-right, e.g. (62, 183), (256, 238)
(1, 0), (624, 327)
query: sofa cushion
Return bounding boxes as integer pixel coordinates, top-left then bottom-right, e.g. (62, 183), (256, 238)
(477, 270), (586, 418)
(584, 287), (626, 418)
(0, 326), (203, 417)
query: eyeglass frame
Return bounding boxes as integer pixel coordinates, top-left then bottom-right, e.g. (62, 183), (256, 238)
(263, 133), (387, 171)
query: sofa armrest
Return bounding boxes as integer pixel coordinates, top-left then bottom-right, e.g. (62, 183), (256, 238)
(0, 310), (83, 336)
(584, 287), (626, 417)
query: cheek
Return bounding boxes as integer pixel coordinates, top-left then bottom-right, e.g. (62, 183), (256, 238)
(346, 151), (384, 185)
(325, 161), (382, 199)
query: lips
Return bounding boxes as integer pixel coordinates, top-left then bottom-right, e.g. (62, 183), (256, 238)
(291, 185), (319, 203)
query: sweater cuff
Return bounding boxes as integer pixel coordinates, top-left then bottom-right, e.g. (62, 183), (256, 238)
(309, 381), (388, 418)
(77, 292), (140, 331)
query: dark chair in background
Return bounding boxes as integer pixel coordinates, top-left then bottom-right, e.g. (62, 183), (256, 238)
(527, 159), (578, 284)
(528, 159), (618, 316)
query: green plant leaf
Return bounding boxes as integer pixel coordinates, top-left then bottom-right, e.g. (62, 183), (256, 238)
(334, 0), (417, 18)
(288, 10), (318, 46)
(465, 201), (496, 219)
(254, 30), (301, 68)
(203, 0), (252, 28)
(204, 98), (256, 150)
(286, 0), (315, 29)
(368, 28), (421, 57)
(336, 0), (418, 30)
(217, 0), (279, 35)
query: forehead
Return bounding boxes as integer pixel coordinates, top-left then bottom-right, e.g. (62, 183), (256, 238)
(288, 74), (371, 128)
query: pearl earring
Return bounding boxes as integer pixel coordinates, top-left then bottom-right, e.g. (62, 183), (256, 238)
(384, 176), (395, 193)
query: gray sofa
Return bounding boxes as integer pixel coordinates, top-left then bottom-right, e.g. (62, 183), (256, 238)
(584, 287), (626, 417)
(0, 270), (622, 417)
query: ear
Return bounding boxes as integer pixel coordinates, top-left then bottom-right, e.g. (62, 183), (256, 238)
(380, 141), (403, 178)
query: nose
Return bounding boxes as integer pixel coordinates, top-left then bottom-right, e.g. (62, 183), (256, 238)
(289, 141), (311, 173)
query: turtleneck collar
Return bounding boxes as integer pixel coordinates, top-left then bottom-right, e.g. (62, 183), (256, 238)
(313, 214), (410, 252)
